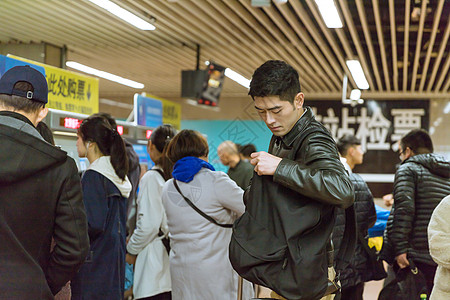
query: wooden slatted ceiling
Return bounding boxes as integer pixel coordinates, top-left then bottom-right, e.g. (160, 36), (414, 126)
(0, 0), (448, 105)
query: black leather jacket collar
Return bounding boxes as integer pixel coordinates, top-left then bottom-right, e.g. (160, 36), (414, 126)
(278, 107), (313, 148)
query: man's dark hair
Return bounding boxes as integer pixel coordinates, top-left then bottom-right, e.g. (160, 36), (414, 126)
(166, 129), (209, 163)
(0, 82), (45, 113)
(239, 143), (257, 158)
(248, 60), (301, 104)
(337, 134), (361, 157)
(400, 129), (433, 154)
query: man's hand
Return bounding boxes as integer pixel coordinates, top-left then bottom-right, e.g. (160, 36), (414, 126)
(250, 151), (282, 176)
(126, 253), (137, 265)
(383, 193), (394, 207)
(395, 253), (409, 269)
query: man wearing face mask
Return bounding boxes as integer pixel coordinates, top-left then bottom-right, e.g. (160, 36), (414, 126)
(381, 129), (450, 294)
(0, 66), (89, 299)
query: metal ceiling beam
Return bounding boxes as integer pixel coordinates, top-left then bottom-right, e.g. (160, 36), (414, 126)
(273, 2), (341, 91)
(426, 16), (450, 92)
(338, 0), (375, 90)
(410, 0), (428, 91)
(434, 54), (450, 92)
(355, 0), (384, 91)
(402, 0), (411, 91)
(304, 0), (358, 89)
(289, 1), (346, 88)
(388, 0), (399, 91)
(419, 0), (445, 92)
(372, 0), (391, 91)
(239, 0), (326, 92)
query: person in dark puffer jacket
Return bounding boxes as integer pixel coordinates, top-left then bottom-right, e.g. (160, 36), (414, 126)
(333, 134), (377, 300)
(381, 129), (450, 294)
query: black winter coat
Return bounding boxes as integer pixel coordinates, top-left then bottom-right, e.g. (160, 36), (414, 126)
(238, 107), (354, 299)
(381, 153), (450, 265)
(332, 172), (377, 288)
(0, 111), (89, 299)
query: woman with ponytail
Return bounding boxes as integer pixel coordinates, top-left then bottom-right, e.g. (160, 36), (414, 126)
(71, 115), (132, 300)
(126, 124), (176, 300)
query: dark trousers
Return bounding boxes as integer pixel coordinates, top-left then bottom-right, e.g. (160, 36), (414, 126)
(415, 262), (437, 294)
(137, 292), (171, 300)
(340, 282), (364, 300)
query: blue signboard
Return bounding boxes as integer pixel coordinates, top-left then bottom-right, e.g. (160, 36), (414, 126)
(134, 94), (163, 128)
(0, 54), (46, 78)
(132, 144), (154, 168)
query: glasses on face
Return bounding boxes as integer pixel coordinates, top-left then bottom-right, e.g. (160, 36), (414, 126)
(398, 147), (408, 159)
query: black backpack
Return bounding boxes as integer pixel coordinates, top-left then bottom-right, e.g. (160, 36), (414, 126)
(229, 128), (356, 300)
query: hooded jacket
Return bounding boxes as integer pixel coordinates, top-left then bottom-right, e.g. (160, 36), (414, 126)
(382, 153), (450, 265)
(71, 156), (131, 300)
(0, 111), (89, 299)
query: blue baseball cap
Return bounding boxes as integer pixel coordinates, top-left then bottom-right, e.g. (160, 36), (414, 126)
(0, 65), (48, 104)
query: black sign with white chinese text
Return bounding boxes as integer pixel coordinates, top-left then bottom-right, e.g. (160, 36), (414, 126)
(308, 100), (429, 174)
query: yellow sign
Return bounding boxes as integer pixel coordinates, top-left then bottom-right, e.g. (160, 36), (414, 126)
(8, 55), (99, 114)
(143, 93), (181, 130)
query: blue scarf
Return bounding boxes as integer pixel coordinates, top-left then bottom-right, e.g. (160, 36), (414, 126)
(172, 156), (215, 183)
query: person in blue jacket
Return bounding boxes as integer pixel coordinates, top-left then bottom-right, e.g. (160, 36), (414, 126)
(71, 115), (132, 299)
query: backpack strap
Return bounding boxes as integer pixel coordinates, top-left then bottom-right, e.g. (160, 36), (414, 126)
(149, 168), (165, 179)
(173, 179), (232, 228)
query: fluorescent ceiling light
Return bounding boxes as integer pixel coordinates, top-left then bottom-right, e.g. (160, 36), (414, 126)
(444, 102), (450, 114)
(315, 0), (343, 28)
(349, 89), (361, 100)
(225, 68), (250, 89)
(66, 61), (145, 89)
(87, 0), (155, 30)
(346, 60), (369, 90)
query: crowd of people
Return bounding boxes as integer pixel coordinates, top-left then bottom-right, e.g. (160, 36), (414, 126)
(0, 62), (449, 300)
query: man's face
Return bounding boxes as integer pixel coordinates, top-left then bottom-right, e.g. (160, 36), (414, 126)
(398, 141), (411, 162)
(254, 94), (304, 137)
(217, 149), (230, 166)
(349, 145), (364, 165)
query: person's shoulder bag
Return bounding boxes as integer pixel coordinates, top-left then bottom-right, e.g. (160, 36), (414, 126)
(378, 259), (428, 300)
(173, 179), (232, 228)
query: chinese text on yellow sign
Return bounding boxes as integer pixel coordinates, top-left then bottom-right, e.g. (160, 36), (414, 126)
(9, 55), (99, 114)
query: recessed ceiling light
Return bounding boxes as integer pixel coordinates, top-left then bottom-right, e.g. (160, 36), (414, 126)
(87, 0), (155, 30)
(66, 61), (145, 89)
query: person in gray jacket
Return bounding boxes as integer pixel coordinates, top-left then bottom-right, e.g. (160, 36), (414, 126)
(0, 65), (89, 299)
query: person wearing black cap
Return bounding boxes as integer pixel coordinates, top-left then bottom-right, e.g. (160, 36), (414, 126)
(0, 65), (90, 299)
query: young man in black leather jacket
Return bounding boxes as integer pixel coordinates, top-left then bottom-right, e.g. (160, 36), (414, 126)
(247, 60), (355, 299)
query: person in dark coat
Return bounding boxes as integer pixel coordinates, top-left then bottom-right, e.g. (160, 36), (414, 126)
(217, 140), (254, 190)
(0, 66), (89, 299)
(71, 115), (132, 299)
(381, 129), (450, 293)
(333, 134), (377, 300)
